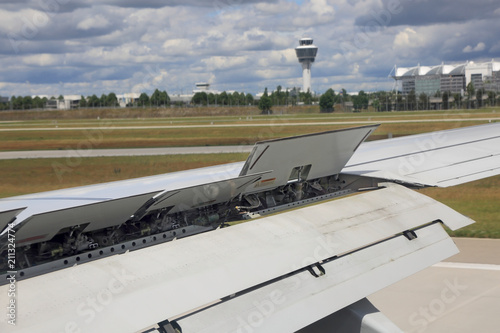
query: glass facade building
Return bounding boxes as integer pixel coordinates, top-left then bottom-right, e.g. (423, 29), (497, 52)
(393, 61), (500, 95)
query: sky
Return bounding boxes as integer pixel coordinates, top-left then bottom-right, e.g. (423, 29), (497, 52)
(1, 0), (500, 97)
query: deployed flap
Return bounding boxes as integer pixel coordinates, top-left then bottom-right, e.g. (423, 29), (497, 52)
(176, 223), (454, 333)
(343, 123), (500, 187)
(1, 184), (472, 333)
(240, 125), (378, 193)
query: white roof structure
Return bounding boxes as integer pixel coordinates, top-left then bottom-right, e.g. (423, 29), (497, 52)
(62, 94), (82, 100)
(394, 60), (500, 78)
(116, 93), (141, 99)
(393, 60), (500, 95)
(395, 65), (432, 77)
(426, 64), (455, 75)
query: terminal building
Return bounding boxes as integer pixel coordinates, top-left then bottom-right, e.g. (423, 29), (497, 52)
(169, 82), (221, 104)
(392, 60), (500, 96)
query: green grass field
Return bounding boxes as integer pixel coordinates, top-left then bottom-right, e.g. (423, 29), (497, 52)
(0, 108), (498, 151)
(420, 176), (500, 238)
(0, 153), (248, 198)
(0, 108), (498, 238)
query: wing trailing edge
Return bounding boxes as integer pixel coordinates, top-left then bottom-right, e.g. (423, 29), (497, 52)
(343, 122), (500, 187)
(0, 184), (472, 332)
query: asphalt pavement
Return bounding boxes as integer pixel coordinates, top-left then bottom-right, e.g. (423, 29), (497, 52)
(0, 146), (253, 159)
(368, 238), (500, 333)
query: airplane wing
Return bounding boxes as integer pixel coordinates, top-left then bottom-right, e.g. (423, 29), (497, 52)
(343, 122), (500, 187)
(0, 123), (498, 332)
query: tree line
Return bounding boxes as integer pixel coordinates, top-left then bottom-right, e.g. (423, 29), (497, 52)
(190, 86), (316, 108)
(3, 82), (498, 112)
(1, 95), (51, 110)
(319, 82), (500, 112)
(0, 89), (171, 110)
(191, 91), (253, 106)
(256, 86), (319, 113)
(368, 83), (499, 112)
(80, 89), (171, 108)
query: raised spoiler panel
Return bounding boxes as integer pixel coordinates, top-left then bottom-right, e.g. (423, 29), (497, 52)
(0, 184), (473, 333)
(13, 192), (161, 246)
(343, 123), (500, 187)
(9, 172), (268, 247)
(135, 172), (269, 218)
(0, 207), (25, 234)
(0, 162), (245, 236)
(0, 162), (247, 249)
(240, 125), (379, 193)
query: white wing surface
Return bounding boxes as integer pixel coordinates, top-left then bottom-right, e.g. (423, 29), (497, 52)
(0, 184), (472, 333)
(344, 122), (500, 187)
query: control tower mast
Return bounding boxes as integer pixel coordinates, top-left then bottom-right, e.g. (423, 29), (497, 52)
(295, 38), (318, 93)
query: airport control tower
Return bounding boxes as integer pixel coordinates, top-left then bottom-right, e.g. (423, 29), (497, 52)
(295, 38), (318, 93)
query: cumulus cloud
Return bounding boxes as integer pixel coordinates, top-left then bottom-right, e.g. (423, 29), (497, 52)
(292, 0), (335, 26)
(393, 28), (427, 49)
(1, 0), (500, 97)
(162, 39), (194, 56)
(77, 15), (110, 30)
(355, 0), (500, 27)
(255, 1), (298, 14)
(463, 42), (486, 53)
(202, 56), (249, 71)
(22, 53), (61, 66)
(131, 66), (170, 93)
(2, 0), (274, 12)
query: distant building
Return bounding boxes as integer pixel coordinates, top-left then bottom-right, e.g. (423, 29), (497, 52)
(194, 82), (210, 91)
(392, 60), (500, 96)
(169, 94), (193, 104)
(193, 82), (219, 95)
(45, 95), (81, 110)
(116, 93), (141, 107)
(170, 83), (221, 104)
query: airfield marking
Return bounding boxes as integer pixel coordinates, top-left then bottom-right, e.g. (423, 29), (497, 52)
(433, 262), (500, 271)
(0, 118), (498, 131)
(0, 146), (254, 160)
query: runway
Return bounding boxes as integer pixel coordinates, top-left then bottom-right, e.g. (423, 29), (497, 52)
(0, 146), (254, 159)
(298, 238), (500, 332)
(0, 117), (498, 132)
